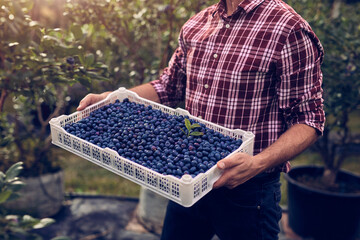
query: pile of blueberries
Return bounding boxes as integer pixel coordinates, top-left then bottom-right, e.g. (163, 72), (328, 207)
(64, 99), (243, 179)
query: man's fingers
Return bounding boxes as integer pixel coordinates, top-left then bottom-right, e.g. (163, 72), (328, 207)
(213, 174), (228, 189)
(76, 94), (94, 111)
(76, 99), (88, 111)
(76, 91), (112, 111)
(217, 152), (249, 170)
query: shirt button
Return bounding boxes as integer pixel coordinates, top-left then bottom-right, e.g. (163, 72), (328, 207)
(204, 84), (209, 89)
(213, 53), (218, 59)
(225, 24), (230, 28)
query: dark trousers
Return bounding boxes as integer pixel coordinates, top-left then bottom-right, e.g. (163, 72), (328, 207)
(160, 172), (282, 240)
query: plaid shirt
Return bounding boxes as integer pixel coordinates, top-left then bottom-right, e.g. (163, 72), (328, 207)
(151, 0), (325, 172)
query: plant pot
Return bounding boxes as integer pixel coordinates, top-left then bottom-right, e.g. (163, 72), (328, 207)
(284, 166), (360, 240)
(4, 170), (64, 218)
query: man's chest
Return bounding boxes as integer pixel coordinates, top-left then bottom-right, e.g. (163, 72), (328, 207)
(182, 14), (284, 85)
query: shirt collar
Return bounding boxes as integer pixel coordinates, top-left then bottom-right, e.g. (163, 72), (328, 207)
(212, 0), (265, 18)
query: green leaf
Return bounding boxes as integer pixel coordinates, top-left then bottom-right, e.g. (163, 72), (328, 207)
(184, 118), (191, 131)
(0, 172), (5, 181)
(78, 54), (85, 66)
(51, 237), (72, 240)
(179, 127), (187, 136)
(71, 24), (83, 40)
(190, 131), (204, 136)
(77, 77), (91, 89)
(190, 123), (201, 129)
(85, 53), (95, 67)
(8, 181), (25, 192)
(33, 218), (55, 229)
(0, 190), (12, 204)
(22, 215), (37, 224)
(5, 162), (23, 182)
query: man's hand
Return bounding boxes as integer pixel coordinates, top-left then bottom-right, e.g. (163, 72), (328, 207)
(77, 91), (112, 111)
(213, 152), (262, 189)
(212, 124), (318, 189)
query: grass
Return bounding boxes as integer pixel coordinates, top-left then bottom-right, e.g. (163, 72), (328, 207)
(57, 149), (140, 197)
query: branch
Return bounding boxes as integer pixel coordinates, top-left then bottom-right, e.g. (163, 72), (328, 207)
(0, 89), (8, 112)
(330, 0), (342, 19)
(14, 117), (25, 158)
(334, 111), (350, 171)
(44, 89), (65, 125)
(38, 88), (65, 154)
(159, 2), (175, 70)
(36, 103), (46, 126)
(93, 7), (131, 49)
(42, 134), (53, 153)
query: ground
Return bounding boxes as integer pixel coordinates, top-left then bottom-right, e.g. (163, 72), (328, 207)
(33, 194), (313, 240)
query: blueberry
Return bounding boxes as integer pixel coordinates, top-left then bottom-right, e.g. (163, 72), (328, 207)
(66, 57), (75, 65)
(64, 98), (242, 179)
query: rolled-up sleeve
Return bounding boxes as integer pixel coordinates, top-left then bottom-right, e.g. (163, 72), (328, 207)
(276, 26), (325, 134)
(150, 31), (187, 108)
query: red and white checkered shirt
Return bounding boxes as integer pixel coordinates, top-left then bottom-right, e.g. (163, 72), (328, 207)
(151, 0), (325, 172)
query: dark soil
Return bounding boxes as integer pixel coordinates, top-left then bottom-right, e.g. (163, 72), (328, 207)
(296, 174), (360, 194)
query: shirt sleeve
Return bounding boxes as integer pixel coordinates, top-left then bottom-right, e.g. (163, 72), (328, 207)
(150, 31), (187, 108)
(276, 26), (325, 135)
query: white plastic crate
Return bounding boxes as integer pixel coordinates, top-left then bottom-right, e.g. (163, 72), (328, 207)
(49, 87), (255, 207)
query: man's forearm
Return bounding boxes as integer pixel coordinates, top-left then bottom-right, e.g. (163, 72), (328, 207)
(253, 124), (319, 172)
(130, 83), (160, 103)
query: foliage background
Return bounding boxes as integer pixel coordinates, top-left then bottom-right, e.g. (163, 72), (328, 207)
(0, 0), (359, 198)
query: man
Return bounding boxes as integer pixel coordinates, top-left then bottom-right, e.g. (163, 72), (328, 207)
(77, 0), (325, 239)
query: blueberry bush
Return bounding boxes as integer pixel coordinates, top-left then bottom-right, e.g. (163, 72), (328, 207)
(0, 0), (108, 176)
(63, 0), (217, 89)
(64, 99), (242, 179)
(0, 162), (59, 240)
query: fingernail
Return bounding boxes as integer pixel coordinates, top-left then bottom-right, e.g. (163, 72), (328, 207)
(218, 162), (225, 169)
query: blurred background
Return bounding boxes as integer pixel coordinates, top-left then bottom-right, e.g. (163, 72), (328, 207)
(0, 0), (359, 238)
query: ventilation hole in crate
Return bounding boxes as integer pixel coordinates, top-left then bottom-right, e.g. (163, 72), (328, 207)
(113, 156), (122, 172)
(135, 167), (146, 182)
(171, 182), (180, 198)
(147, 172), (158, 187)
(73, 139), (81, 152)
(82, 143), (91, 156)
(92, 148), (101, 161)
(124, 162), (134, 176)
(64, 134), (71, 147)
(201, 177), (208, 192)
(58, 133), (63, 144)
(194, 182), (200, 198)
(159, 178), (169, 193)
(102, 152), (111, 166)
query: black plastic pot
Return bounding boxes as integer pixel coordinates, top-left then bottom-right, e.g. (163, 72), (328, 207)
(284, 166), (360, 240)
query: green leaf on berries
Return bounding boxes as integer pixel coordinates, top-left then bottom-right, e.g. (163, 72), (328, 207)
(190, 123), (201, 129)
(179, 127), (187, 135)
(190, 131), (204, 136)
(184, 118), (191, 132)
